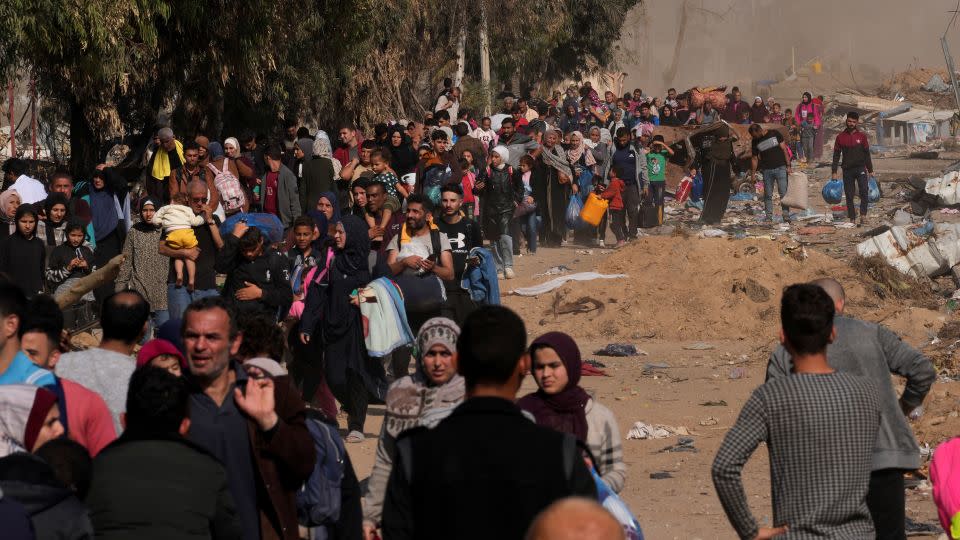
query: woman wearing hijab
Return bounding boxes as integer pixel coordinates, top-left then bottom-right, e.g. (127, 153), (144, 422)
(567, 131), (599, 245)
(518, 332), (627, 493)
(750, 96), (769, 123)
(659, 104), (681, 126)
(39, 193), (70, 251)
(0, 189), (20, 242)
(310, 192), (342, 226)
(0, 385), (94, 540)
(362, 317), (465, 537)
(0, 204), (46, 297)
(116, 198), (170, 337)
(534, 129), (575, 247)
(88, 169), (127, 304)
(299, 138), (336, 215)
(386, 125), (417, 175)
(0, 385), (63, 457)
(300, 215), (383, 443)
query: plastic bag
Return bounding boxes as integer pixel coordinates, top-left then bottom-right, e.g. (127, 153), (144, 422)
(565, 195), (583, 229)
(591, 468), (644, 540)
(822, 179), (844, 204)
(220, 212), (285, 243)
(868, 176), (881, 203)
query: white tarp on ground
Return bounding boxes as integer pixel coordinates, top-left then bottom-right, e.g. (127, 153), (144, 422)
(857, 223), (960, 278)
(509, 272), (628, 296)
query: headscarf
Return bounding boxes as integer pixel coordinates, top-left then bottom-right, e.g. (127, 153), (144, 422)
(296, 137), (313, 158)
(516, 332), (591, 443)
(333, 214), (370, 275)
(384, 317), (465, 437)
(539, 130), (574, 178)
(0, 189), (20, 222)
(0, 385), (58, 457)
(566, 131), (596, 166)
(387, 125), (417, 175)
(491, 145), (510, 169)
(208, 142), (225, 160)
(133, 197), (158, 233)
(89, 172), (119, 241)
(136, 338), (186, 369)
(224, 137), (241, 157)
(312, 136), (342, 176)
(43, 193), (70, 246)
(310, 191), (341, 230)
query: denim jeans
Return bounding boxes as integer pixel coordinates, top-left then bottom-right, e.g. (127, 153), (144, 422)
(167, 285), (220, 320)
(522, 212), (540, 253)
(762, 166), (789, 216)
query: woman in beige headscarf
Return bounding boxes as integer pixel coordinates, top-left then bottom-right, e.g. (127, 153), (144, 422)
(0, 189), (21, 242)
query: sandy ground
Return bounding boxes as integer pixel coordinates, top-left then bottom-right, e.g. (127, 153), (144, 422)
(343, 152), (960, 538)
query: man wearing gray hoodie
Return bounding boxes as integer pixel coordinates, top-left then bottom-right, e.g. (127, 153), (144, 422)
(766, 278), (936, 540)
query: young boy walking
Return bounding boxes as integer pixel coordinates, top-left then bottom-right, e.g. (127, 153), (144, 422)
(598, 165), (627, 248)
(712, 283), (881, 539)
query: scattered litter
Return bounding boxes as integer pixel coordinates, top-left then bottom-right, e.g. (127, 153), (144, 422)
(942, 208), (960, 215)
(834, 221), (856, 229)
(904, 517), (940, 534)
(581, 362), (608, 377)
(585, 359), (607, 369)
(892, 209), (913, 226)
(510, 272), (628, 296)
(909, 406), (925, 421)
(731, 278), (771, 303)
(699, 417), (719, 426)
(642, 362), (671, 371)
(595, 343), (641, 357)
(683, 342), (715, 350)
(795, 213), (827, 222)
(728, 367), (746, 379)
(649, 471), (674, 479)
(699, 400), (728, 407)
(744, 245), (759, 256)
(698, 228), (728, 238)
(626, 422), (690, 440)
(657, 437), (698, 453)
(535, 265), (573, 277)
(550, 294), (605, 317)
(576, 250), (594, 255)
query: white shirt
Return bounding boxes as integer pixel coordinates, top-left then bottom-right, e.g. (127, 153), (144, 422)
(435, 95), (459, 124)
(10, 174), (47, 204)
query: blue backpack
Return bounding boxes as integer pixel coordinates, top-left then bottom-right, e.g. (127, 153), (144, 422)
(297, 413), (345, 536)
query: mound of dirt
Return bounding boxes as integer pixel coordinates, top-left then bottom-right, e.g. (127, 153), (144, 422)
(505, 237), (925, 342)
(876, 67), (955, 108)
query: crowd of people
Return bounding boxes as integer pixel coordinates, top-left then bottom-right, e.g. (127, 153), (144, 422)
(0, 77), (924, 540)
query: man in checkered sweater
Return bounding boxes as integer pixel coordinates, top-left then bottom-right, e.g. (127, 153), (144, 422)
(712, 284), (881, 539)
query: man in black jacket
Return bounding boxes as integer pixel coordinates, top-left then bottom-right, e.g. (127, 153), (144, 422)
(215, 222), (292, 320)
(382, 305), (596, 539)
(86, 366), (241, 540)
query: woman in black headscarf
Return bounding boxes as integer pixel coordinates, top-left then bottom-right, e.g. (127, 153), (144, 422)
(299, 214), (384, 443)
(39, 193), (71, 251)
(89, 169), (127, 304)
(387, 125), (417, 176)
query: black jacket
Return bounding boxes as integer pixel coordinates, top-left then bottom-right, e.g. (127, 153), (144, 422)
(0, 452), (93, 540)
(474, 166), (523, 216)
(86, 432), (240, 540)
(382, 397), (596, 540)
(299, 157), (336, 214)
(215, 236), (293, 318)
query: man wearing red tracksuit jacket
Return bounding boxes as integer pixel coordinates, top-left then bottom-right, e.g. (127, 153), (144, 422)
(831, 111), (874, 226)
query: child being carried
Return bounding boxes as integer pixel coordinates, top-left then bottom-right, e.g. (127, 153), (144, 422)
(153, 192), (206, 291)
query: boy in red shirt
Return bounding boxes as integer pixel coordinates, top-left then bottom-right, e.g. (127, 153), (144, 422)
(599, 165), (627, 248)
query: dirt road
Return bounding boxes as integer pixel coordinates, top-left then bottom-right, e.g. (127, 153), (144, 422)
(345, 153), (958, 538)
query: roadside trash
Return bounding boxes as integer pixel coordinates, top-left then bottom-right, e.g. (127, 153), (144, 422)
(576, 250), (594, 255)
(649, 471), (674, 479)
(728, 367), (746, 379)
(868, 176), (881, 203)
(892, 209), (913, 226)
(581, 363), (608, 377)
(699, 417), (719, 426)
(595, 343), (640, 357)
(698, 228), (728, 238)
(699, 400), (728, 407)
(657, 437), (698, 453)
(535, 265), (572, 277)
(909, 406), (925, 421)
(626, 422), (689, 440)
(857, 222), (960, 279)
(683, 342), (715, 350)
(834, 222), (856, 229)
(942, 208), (960, 215)
(642, 362), (671, 371)
(904, 517), (940, 534)
(510, 272), (628, 296)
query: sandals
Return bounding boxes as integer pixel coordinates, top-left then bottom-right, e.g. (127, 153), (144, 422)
(345, 430), (365, 444)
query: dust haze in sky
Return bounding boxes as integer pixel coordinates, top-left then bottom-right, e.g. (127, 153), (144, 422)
(615, 0), (960, 95)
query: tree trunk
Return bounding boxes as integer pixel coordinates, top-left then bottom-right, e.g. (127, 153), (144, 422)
(454, 27), (466, 89)
(68, 96), (98, 177)
(479, 0), (491, 116)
